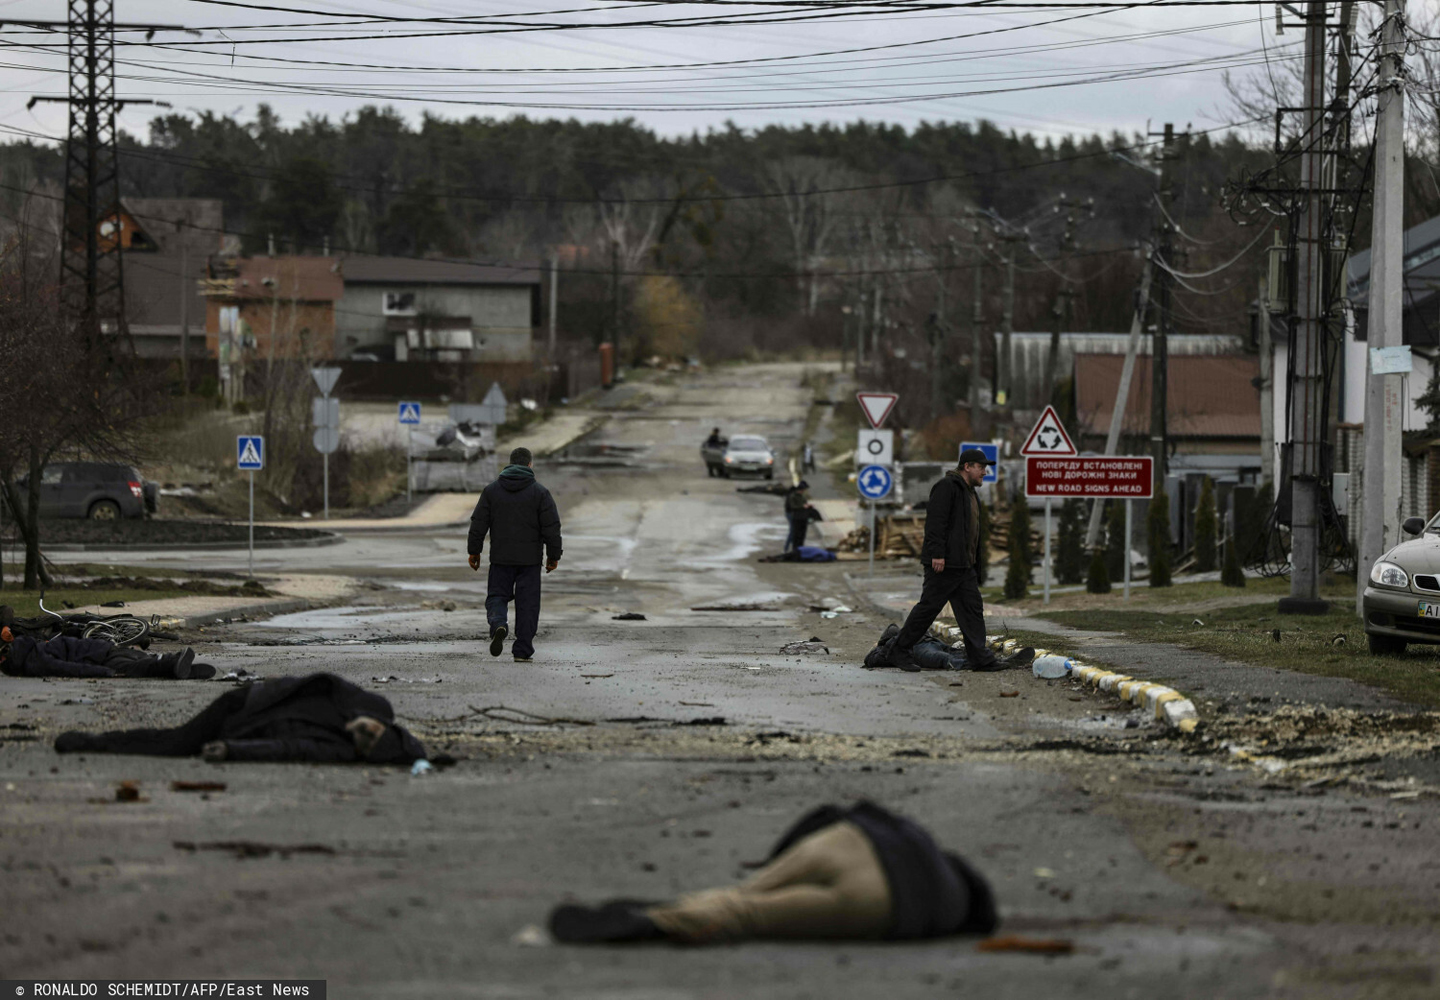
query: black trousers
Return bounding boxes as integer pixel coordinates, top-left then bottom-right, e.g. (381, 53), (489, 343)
(785, 514), (809, 553)
(487, 563), (542, 658)
(894, 566), (995, 668)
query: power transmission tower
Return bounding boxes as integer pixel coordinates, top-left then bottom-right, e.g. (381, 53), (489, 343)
(26, 3), (177, 340)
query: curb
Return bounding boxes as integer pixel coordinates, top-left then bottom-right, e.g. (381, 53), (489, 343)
(43, 533), (343, 552)
(168, 598), (311, 629)
(927, 623), (1201, 733)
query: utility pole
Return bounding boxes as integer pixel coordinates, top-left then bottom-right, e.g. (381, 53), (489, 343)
(929, 237), (953, 420)
(1151, 123), (1179, 493)
(26, 4), (177, 341)
(178, 220), (189, 394)
(1280, 1), (1330, 615)
(1043, 194), (1088, 399)
(1258, 270), (1275, 489)
(996, 231), (1025, 407)
(609, 239), (619, 347)
(1358, 0), (1407, 614)
(548, 251), (558, 360)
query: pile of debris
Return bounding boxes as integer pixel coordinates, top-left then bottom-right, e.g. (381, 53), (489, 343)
(835, 512), (926, 558)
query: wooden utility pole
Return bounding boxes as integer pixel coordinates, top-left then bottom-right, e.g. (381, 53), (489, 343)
(996, 232), (1025, 407)
(1151, 123), (1178, 492)
(1358, 0), (1407, 614)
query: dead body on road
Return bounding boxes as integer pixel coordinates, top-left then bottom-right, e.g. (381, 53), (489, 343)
(887, 450), (1000, 672)
(549, 801), (997, 944)
(467, 446), (564, 663)
(53, 672), (428, 764)
(862, 624), (1032, 671)
(0, 628), (210, 680)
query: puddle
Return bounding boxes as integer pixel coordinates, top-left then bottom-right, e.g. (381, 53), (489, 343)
(553, 441), (652, 466)
(694, 522), (786, 567)
(257, 605), (466, 630)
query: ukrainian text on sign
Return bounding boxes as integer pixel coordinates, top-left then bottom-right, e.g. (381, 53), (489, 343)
(1025, 456), (1154, 499)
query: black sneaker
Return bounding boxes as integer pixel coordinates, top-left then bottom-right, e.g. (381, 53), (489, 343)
(489, 625), (508, 657)
(172, 647), (196, 679)
(886, 644), (921, 672)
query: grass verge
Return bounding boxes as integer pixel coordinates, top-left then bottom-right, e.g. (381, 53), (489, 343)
(1035, 603), (1440, 708)
(0, 588), (197, 618)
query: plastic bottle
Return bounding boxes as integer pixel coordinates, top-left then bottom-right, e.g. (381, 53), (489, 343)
(1032, 654), (1072, 679)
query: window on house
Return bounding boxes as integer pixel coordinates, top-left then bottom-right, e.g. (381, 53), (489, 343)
(383, 292), (417, 315)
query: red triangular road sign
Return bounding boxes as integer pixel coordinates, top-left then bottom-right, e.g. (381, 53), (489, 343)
(1019, 405), (1077, 456)
(856, 392), (898, 429)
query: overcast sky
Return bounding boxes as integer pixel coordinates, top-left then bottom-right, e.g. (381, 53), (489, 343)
(0, 1), (1297, 146)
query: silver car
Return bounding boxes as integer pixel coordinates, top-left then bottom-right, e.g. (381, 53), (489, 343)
(720, 435), (776, 479)
(1362, 513), (1440, 654)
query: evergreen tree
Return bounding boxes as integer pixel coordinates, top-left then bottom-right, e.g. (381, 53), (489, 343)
(1086, 546), (1112, 593)
(1193, 476), (1217, 573)
(1148, 488), (1172, 588)
(1105, 500), (1127, 580)
(1003, 497), (1032, 600)
(1056, 499), (1084, 584)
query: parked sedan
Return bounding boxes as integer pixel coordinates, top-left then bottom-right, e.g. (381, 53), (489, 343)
(720, 435), (776, 479)
(1362, 512), (1440, 654)
(12, 462), (154, 520)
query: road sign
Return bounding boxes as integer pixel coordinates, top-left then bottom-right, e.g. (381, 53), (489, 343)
(857, 465), (893, 501)
(856, 392), (898, 429)
(959, 441), (999, 483)
(313, 426), (340, 455)
(311, 366), (342, 396)
(1025, 456), (1154, 499)
(1019, 404), (1077, 457)
(398, 401), (422, 425)
(856, 429), (894, 467)
(312, 397), (340, 429)
(237, 435), (264, 471)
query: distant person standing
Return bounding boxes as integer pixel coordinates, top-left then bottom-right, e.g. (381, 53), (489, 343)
(802, 441), (817, 475)
(784, 480), (814, 553)
(887, 450), (1003, 672)
(468, 447), (562, 662)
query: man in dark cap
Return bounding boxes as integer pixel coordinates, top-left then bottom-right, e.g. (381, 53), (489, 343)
(887, 449), (1003, 672)
(783, 480), (814, 553)
(468, 446), (563, 663)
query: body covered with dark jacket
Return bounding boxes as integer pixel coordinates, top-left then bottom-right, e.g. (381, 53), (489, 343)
(920, 469), (981, 570)
(468, 464), (562, 566)
(2, 634), (200, 679)
(54, 673), (428, 764)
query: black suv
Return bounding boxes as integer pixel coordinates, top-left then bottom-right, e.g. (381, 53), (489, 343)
(13, 462), (157, 520)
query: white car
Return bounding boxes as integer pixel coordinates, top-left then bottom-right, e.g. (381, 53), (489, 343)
(721, 435), (776, 479)
(1362, 512), (1440, 654)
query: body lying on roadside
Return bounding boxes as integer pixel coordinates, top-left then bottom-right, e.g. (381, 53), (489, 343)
(1, 632), (209, 680)
(863, 623), (1034, 671)
(549, 801), (998, 944)
(53, 672), (428, 764)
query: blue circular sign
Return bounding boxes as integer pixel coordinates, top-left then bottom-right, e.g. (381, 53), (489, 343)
(857, 464), (893, 500)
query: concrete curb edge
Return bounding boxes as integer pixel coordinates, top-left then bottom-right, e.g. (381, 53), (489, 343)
(166, 598), (312, 629)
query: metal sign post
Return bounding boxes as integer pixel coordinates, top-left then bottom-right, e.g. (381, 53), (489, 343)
(1043, 499), (1052, 604)
(868, 501), (876, 578)
(237, 435), (264, 580)
(311, 368), (342, 519)
(857, 464), (893, 580)
(398, 402), (422, 505)
(1124, 499), (1133, 601)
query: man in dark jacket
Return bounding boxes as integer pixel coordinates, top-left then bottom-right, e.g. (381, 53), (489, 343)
(468, 447), (563, 662)
(783, 481), (814, 553)
(888, 449), (1001, 672)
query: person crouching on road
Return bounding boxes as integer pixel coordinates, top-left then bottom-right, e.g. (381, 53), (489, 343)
(467, 447), (563, 663)
(887, 449), (1002, 672)
(783, 480), (814, 553)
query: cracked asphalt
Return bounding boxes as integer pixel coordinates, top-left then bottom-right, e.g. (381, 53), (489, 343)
(4, 362), (1439, 999)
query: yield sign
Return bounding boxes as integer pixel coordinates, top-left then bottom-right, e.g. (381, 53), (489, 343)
(1020, 405), (1077, 457)
(856, 392), (898, 429)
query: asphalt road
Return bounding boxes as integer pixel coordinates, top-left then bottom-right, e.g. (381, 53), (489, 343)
(5, 362), (1439, 999)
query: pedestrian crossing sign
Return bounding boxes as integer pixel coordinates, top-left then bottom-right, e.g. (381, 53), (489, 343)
(398, 401), (422, 425)
(237, 435), (264, 471)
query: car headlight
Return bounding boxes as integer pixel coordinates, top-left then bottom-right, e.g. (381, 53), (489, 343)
(1370, 561), (1409, 588)
(765, 456), (774, 464)
(724, 456), (734, 463)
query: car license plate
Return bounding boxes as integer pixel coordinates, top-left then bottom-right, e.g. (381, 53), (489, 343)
(1419, 601), (1440, 618)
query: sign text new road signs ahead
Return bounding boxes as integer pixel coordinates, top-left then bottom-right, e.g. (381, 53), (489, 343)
(237, 435), (264, 471)
(1019, 405), (1077, 457)
(857, 465), (893, 501)
(855, 392), (898, 429)
(1025, 456), (1153, 499)
(398, 401), (422, 424)
(959, 441), (999, 483)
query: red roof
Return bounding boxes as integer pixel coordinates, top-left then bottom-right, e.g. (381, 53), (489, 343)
(231, 257), (343, 301)
(1075, 353), (1260, 439)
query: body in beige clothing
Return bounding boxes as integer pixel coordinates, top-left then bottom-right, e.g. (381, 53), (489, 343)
(646, 820), (893, 943)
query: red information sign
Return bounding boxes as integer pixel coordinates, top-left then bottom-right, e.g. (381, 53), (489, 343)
(1025, 456), (1154, 499)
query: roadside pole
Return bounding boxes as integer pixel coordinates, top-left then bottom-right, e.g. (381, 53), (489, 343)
(1124, 499), (1132, 601)
(1043, 498), (1052, 604)
(248, 472), (254, 579)
(867, 501), (876, 579)
(398, 401), (422, 507)
(310, 367), (341, 521)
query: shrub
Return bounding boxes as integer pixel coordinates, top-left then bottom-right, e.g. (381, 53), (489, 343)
(1105, 500), (1127, 580)
(1003, 498), (1032, 600)
(1222, 529), (1246, 587)
(1056, 498), (1084, 584)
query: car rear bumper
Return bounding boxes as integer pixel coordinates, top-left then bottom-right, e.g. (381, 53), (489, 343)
(1362, 585), (1440, 645)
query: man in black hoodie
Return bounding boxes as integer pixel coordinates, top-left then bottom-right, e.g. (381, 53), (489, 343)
(887, 449), (1001, 672)
(468, 447), (563, 662)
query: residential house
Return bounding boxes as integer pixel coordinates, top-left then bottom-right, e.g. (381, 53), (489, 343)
(116, 198), (225, 360)
(334, 256), (541, 362)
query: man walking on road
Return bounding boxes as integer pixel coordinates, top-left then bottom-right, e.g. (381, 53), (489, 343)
(887, 449), (1003, 673)
(468, 447), (562, 662)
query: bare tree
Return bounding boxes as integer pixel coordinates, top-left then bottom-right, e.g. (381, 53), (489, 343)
(766, 157), (856, 316)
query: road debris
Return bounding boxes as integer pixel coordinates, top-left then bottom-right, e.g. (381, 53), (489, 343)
(114, 780), (145, 803)
(371, 675), (443, 684)
(780, 638), (829, 655)
(170, 781), (226, 793)
(173, 840), (336, 859)
(977, 935), (1074, 955)
(612, 612), (648, 621)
